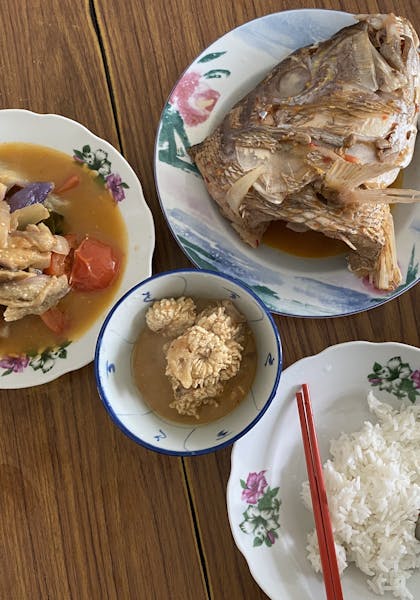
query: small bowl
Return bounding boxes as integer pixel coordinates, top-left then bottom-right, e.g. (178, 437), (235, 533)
(94, 269), (282, 455)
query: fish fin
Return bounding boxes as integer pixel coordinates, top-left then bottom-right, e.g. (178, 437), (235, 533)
(371, 213), (401, 291)
(341, 187), (420, 204)
(324, 159), (394, 191)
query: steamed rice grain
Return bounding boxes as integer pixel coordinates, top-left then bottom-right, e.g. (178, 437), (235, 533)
(302, 392), (420, 599)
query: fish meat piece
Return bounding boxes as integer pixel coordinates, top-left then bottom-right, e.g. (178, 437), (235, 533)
(0, 246), (51, 270)
(9, 223), (69, 254)
(189, 14), (420, 290)
(0, 222), (70, 271)
(1, 274), (70, 321)
(0, 269), (37, 283)
(0, 199), (10, 248)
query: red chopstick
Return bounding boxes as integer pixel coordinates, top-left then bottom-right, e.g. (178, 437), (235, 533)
(296, 383), (343, 600)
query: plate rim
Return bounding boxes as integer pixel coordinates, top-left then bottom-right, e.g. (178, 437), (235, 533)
(226, 339), (420, 599)
(153, 9), (420, 319)
(0, 108), (155, 388)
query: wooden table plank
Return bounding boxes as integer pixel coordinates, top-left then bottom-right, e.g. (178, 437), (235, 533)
(0, 2), (206, 598)
(95, 0), (420, 598)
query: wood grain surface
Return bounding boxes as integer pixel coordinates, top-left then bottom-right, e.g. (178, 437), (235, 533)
(0, 1), (419, 599)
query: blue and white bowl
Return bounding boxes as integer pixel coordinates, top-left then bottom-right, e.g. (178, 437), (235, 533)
(94, 269), (282, 455)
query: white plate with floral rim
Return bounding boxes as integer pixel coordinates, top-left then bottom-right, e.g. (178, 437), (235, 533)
(154, 9), (420, 318)
(226, 341), (420, 599)
(0, 109), (155, 388)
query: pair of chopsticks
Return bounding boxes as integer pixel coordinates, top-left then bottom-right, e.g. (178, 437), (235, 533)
(296, 384), (343, 600)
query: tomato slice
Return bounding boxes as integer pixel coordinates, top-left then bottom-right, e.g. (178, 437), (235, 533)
(43, 252), (67, 276)
(70, 237), (119, 291)
(40, 307), (69, 334)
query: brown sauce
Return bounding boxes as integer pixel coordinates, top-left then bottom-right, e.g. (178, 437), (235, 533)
(262, 170), (404, 258)
(131, 299), (257, 425)
(0, 143), (127, 355)
(263, 221), (347, 258)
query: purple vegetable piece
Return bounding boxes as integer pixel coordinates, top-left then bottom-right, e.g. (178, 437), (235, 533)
(7, 182), (54, 212)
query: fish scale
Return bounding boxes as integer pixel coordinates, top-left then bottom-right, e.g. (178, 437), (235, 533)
(190, 13), (420, 291)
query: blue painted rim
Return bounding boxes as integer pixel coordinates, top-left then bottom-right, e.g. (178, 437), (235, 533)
(94, 268), (283, 456)
(153, 9), (419, 319)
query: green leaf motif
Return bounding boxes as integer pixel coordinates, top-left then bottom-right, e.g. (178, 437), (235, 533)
(203, 69), (231, 79)
(239, 472), (281, 548)
(198, 51), (226, 63)
(408, 390), (417, 403)
(258, 486), (278, 511)
(368, 356), (419, 402)
(73, 149), (85, 160)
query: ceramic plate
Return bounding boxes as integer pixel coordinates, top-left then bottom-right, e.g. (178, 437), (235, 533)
(154, 9), (420, 317)
(0, 109), (155, 388)
(227, 341), (420, 599)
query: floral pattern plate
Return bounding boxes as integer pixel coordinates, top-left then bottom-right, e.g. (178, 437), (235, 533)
(227, 341), (420, 600)
(0, 109), (155, 388)
(154, 9), (420, 317)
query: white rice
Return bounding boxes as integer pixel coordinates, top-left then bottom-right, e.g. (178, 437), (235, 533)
(302, 392), (420, 599)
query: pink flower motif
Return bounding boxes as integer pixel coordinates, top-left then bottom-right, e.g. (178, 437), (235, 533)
(241, 470), (268, 504)
(0, 355), (29, 373)
(106, 173), (126, 202)
(170, 71), (220, 126)
(411, 370), (420, 388)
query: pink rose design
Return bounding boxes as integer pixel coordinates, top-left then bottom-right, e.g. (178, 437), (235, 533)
(106, 173), (126, 202)
(170, 71), (220, 126)
(241, 470), (268, 504)
(0, 355), (29, 373)
(411, 369), (420, 388)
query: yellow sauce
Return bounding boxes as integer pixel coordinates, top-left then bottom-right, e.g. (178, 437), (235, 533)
(0, 143), (127, 355)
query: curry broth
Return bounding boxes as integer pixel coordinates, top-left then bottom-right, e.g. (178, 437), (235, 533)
(0, 143), (127, 354)
(132, 299), (257, 425)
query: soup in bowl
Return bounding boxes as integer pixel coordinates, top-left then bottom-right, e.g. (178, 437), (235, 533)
(94, 269), (282, 455)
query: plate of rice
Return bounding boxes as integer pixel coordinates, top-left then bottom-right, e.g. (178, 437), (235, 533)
(227, 341), (420, 600)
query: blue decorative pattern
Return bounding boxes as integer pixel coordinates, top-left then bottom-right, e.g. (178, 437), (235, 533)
(142, 291), (155, 303)
(265, 353), (275, 367)
(217, 429), (230, 439)
(155, 9), (420, 318)
(154, 429), (167, 442)
(106, 361), (116, 375)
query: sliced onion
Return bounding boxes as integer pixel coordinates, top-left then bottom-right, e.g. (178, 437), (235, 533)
(225, 166), (265, 214)
(52, 235), (70, 255)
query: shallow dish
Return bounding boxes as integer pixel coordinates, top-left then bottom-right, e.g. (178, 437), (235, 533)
(0, 109), (155, 388)
(227, 341), (420, 599)
(94, 269), (282, 456)
(154, 9), (420, 317)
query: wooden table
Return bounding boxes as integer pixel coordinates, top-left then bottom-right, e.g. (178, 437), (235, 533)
(0, 1), (418, 598)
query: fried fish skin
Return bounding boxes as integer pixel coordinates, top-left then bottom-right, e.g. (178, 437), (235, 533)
(190, 14), (420, 290)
